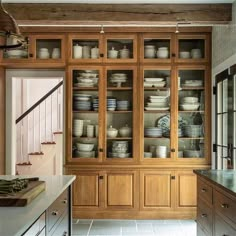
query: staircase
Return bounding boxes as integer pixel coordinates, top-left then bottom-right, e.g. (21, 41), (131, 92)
(16, 81), (63, 176)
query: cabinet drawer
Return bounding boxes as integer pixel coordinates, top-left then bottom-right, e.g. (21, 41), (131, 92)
(50, 212), (68, 236)
(197, 178), (212, 205)
(215, 214), (236, 236)
(23, 213), (45, 236)
(197, 198), (213, 235)
(48, 190), (68, 232)
(214, 190), (236, 226)
(197, 225), (209, 236)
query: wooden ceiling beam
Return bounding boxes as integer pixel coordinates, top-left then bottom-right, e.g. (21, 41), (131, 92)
(4, 3), (232, 25)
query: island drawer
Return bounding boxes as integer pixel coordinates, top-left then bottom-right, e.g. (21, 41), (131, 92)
(214, 213), (236, 236)
(47, 190), (68, 232)
(197, 178), (213, 205)
(197, 197), (213, 235)
(214, 189), (236, 226)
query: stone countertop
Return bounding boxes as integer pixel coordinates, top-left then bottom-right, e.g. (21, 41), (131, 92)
(0, 175), (75, 236)
(194, 169), (236, 196)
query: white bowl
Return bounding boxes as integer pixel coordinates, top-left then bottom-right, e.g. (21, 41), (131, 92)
(107, 129), (118, 138)
(144, 152), (152, 158)
(181, 97), (199, 103)
(179, 51), (190, 59)
(7, 49), (25, 57)
(76, 143), (94, 151)
(76, 150), (95, 158)
(180, 103), (200, 111)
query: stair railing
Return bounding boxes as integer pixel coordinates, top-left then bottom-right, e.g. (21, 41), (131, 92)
(16, 80), (63, 165)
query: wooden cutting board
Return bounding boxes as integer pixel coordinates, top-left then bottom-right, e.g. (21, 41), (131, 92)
(0, 181), (46, 207)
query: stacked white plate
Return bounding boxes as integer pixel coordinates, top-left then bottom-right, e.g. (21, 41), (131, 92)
(163, 128), (183, 137)
(92, 97), (99, 111)
(182, 80), (203, 87)
(75, 142), (95, 158)
(144, 127), (162, 137)
(107, 97), (117, 111)
(116, 100), (130, 111)
(145, 95), (169, 111)
(180, 96), (200, 111)
(73, 119), (83, 137)
(73, 94), (92, 111)
(183, 125), (203, 137)
(109, 140), (130, 158)
(110, 73), (127, 87)
(183, 150), (201, 158)
(144, 78), (166, 88)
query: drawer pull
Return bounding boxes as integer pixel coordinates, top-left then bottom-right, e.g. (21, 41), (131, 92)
(63, 232), (68, 236)
(62, 199), (68, 204)
(201, 188), (207, 192)
(201, 214), (207, 218)
(221, 203), (229, 208)
(52, 210), (59, 216)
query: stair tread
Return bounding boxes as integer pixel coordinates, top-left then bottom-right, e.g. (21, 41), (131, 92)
(16, 162), (32, 166)
(53, 131), (63, 134)
(41, 141), (56, 144)
(29, 152), (44, 155)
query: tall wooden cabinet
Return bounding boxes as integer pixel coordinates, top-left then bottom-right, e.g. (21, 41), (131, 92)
(63, 29), (211, 219)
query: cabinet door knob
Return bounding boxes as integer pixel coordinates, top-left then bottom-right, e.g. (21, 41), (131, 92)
(201, 214), (207, 218)
(29, 53), (33, 58)
(171, 53), (176, 57)
(221, 203), (229, 208)
(52, 210), (59, 216)
(63, 231), (68, 236)
(99, 176), (104, 180)
(171, 148), (175, 152)
(62, 199), (68, 204)
(201, 188), (206, 192)
(100, 53), (104, 57)
(99, 148), (103, 152)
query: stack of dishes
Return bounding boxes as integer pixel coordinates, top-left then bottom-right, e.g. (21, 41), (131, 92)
(109, 140), (130, 158)
(182, 80), (203, 87)
(107, 97), (117, 111)
(144, 78), (166, 88)
(75, 142), (95, 158)
(73, 119), (83, 137)
(180, 96), (200, 111)
(116, 100), (130, 111)
(144, 127), (162, 137)
(163, 128), (183, 137)
(183, 150), (201, 158)
(156, 146), (168, 158)
(109, 73), (127, 87)
(183, 125), (203, 137)
(75, 71), (99, 87)
(92, 97), (99, 111)
(145, 95), (169, 111)
(73, 94), (92, 111)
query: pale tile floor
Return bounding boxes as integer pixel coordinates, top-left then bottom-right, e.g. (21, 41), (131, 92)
(72, 219), (196, 236)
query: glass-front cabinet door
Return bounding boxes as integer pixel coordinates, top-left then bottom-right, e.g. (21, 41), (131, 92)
(215, 65), (236, 170)
(140, 33), (172, 63)
(67, 66), (103, 162)
(177, 66), (210, 163)
(141, 66), (173, 162)
(176, 34), (210, 63)
(104, 34), (137, 63)
(104, 66), (138, 163)
(68, 34), (103, 63)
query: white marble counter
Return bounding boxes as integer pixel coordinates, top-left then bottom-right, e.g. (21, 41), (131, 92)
(0, 175), (75, 236)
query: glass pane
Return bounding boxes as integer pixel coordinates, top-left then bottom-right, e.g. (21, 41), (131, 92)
(223, 113), (228, 146)
(144, 38), (170, 59)
(222, 147), (228, 169)
(217, 81), (223, 113)
(72, 39), (99, 59)
(234, 113), (236, 147)
(217, 146), (222, 170)
(106, 69), (133, 159)
(107, 39), (133, 59)
(217, 114), (223, 145)
(72, 69), (100, 159)
(36, 39), (61, 59)
(143, 69), (171, 159)
(223, 79), (228, 112)
(179, 39), (205, 59)
(234, 75), (236, 110)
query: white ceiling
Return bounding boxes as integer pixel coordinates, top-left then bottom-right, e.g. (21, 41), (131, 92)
(3, 0), (235, 4)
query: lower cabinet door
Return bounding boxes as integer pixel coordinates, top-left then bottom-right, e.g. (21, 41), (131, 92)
(176, 170), (197, 208)
(71, 170), (101, 208)
(105, 170), (138, 209)
(140, 170), (174, 209)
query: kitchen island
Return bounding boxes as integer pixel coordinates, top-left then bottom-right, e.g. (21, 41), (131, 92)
(194, 170), (236, 236)
(0, 175), (75, 236)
